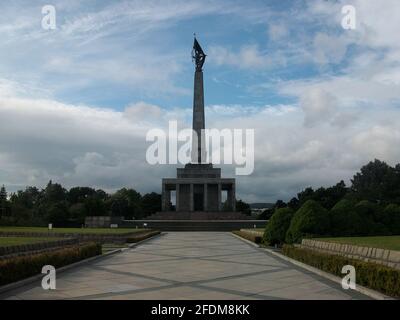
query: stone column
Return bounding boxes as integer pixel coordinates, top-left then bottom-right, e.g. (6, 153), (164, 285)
(191, 70), (206, 163)
(190, 184), (194, 212)
(203, 183), (208, 212)
(228, 183), (236, 211)
(162, 183), (166, 211)
(217, 183), (222, 211)
(176, 183), (180, 212)
(232, 182), (236, 211)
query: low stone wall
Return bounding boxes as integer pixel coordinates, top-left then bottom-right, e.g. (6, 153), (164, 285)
(0, 230), (150, 244)
(300, 239), (400, 270)
(0, 238), (79, 259)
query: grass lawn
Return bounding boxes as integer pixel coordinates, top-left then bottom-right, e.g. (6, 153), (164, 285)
(315, 236), (400, 251)
(0, 237), (62, 247)
(0, 226), (146, 235)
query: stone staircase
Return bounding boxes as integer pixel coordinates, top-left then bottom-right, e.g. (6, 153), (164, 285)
(145, 211), (252, 220)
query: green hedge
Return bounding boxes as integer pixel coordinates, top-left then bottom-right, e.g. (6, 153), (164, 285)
(282, 245), (400, 298)
(286, 200), (330, 244)
(126, 230), (160, 243)
(0, 242), (102, 286)
(263, 207), (294, 246)
(233, 230), (262, 244)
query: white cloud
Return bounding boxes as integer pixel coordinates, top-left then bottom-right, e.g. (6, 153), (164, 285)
(300, 88), (337, 127)
(208, 44), (286, 70)
(268, 23), (288, 41)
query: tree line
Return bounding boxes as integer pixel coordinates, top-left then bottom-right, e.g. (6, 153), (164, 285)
(0, 181), (161, 226)
(263, 159), (400, 245)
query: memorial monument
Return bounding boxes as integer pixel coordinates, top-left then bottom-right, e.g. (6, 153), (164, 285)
(149, 37), (249, 220)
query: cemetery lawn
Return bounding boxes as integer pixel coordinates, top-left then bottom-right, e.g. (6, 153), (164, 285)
(0, 237), (61, 247)
(0, 227), (146, 235)
(315, 236), (400, 251)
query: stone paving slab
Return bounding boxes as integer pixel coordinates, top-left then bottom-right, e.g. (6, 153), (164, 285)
(0, 232), (369, 300)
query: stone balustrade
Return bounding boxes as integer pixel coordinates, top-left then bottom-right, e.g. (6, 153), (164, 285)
(300, 239), (400, 270)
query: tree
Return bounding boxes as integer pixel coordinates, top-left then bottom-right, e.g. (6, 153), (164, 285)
(68, 187), (97, 204)
(287, 197), (300, 211)
(382, 204), (400, 235)
(44, 180), (67, 203)
(46, 201), (69, 226)
(351, 159), (400, 204)
(353, 200), (388, 235)
(141, 193), (161, 217)
(263, 207), (294, 246)
(329, 199), (363, 236)
(68, 203), (88, 224)
(236, 199), (251, 216)
(258, 208), (274, 220)
(0, 185), (8, 217)
(285, 200), (330, 244)
(297, 182), (348, 210)
(108, 188), (143, 219)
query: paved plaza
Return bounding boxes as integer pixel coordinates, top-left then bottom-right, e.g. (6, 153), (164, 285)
(1, 232), (369, 300)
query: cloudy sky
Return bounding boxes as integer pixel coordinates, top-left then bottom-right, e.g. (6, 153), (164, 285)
(1, 0), (400, 202)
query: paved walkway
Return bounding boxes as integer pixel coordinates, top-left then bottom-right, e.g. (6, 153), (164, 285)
(1, 232), (368, 300)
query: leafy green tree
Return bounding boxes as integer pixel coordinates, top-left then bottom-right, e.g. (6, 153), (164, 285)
(68, 203), (88, 224)
(46, 201), (69, 226)
(329, 199), (363, 236)
(285, 200), (330, 244)
(351, 159), (400, 204)
(382, 204), (400, 235)
(236, 199), (251, 216)
(288, 197), (300, 211)
(274, 200), (287, 209)
(258, 208), (274, 220)
(141, 193), (161, 217)
(263, 207), (294, 246)
(297, 182), (348, 210)
(68, 187), (97, 204)
(44, 180), (67, 203)
(108, 188), (143, 219)
(354, 200), (388, 235)
(0, 185), (8, 217)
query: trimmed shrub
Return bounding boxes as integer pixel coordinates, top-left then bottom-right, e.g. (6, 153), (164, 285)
(126, 230), (160, 243)
(263, 207), (294, 246)
(285, 200), (330, 244)
(382, 204), (400, 235)
(282, 245), (400, 298)
(354, 201), (388, 235)
(0, 242), (102, 286)
(232, 231), (262, 244)
(329, 199), (363, 236)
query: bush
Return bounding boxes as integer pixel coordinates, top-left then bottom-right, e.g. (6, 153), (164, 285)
(0, 242), (102, 286)
(232, 231), (262, 244)
(329, 199), (363, 236)
(285, 200), (330, 244)
(382, 204), (400, 235)
(282, 245), (400, 298)
(263, 207), (294, 246)
(354, 201), (388, 235)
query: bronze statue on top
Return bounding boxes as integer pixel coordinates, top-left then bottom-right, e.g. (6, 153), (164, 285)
(192, 36), (206, 71)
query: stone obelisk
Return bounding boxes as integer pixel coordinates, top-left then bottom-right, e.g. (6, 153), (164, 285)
(191, 37), (207, 163)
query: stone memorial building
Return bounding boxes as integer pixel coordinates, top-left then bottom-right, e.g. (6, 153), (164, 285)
(157, 37), (239, 219)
